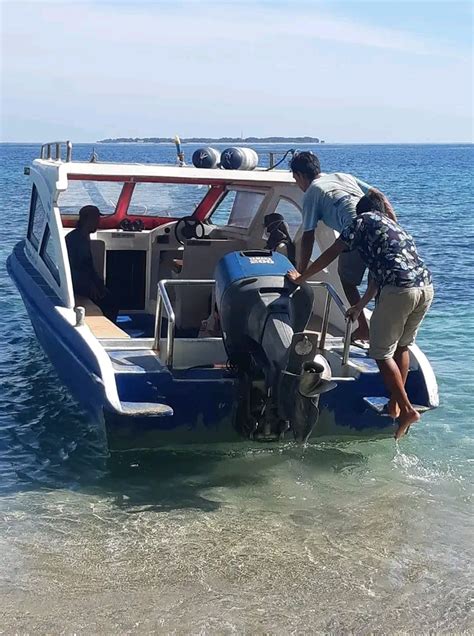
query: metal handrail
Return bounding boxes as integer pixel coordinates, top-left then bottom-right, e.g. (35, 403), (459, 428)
(154, 279), (215, 367)
(154, 278), (352, 369)
(307, 281), (352, 365)
(40, 141), (73, 162)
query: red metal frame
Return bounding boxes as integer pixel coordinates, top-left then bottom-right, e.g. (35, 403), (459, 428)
(61, 176), (226, 229)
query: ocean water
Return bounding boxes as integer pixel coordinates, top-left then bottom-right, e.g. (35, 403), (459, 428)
(0, 142), (472, 633)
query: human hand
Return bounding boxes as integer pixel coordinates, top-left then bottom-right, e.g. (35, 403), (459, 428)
(346, 303), (363, 322)
(286, 269), (303, 284)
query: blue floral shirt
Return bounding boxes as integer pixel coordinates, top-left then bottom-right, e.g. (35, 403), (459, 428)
(339, 212), (432, 288)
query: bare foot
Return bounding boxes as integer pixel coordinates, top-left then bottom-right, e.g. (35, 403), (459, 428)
(387, 398), (400, 419)
(395, 409), (421, 440)
(351, 326), (369, 342)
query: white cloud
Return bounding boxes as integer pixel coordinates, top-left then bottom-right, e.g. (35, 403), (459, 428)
(2, 2), (465, 57)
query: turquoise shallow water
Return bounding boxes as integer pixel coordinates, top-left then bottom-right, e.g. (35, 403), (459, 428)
(0, 143), (473, 632)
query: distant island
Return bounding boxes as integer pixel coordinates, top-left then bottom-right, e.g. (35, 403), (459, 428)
(98, 136), (325, 144)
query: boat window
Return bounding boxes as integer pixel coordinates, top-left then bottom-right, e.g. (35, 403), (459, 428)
(39, 224), (61, 285)
(211, 190), (235, 225)
(127, 182), (208, 217)
(271, 198), (302, 239)
(27, 185), (47, 249)
(211, 190), (266, 228)
(58, 180), (124, 215)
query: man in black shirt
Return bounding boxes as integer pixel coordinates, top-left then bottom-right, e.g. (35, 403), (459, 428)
(66, 205), (118, 322)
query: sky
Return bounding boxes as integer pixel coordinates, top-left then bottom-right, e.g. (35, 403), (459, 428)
(0, 0), (473, 143)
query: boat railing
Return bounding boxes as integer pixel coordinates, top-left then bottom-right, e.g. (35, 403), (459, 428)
(154, 278), (352, 369)
(306, 281), (352, 365)
(154, 279), (215, 367)
(40, 141), (73, 162)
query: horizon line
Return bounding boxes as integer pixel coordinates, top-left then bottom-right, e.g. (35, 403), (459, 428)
(1, 140), (473, 146)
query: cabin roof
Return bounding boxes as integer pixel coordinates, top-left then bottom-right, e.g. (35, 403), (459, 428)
(33, 159), (297, 188)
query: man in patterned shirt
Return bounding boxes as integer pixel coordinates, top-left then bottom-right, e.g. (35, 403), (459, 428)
(287, 192), (434, 439)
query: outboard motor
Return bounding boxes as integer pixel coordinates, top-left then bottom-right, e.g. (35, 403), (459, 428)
(215, 250), (336, 441)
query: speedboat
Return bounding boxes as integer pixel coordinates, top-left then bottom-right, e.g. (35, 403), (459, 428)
(7, 141), (439, 450)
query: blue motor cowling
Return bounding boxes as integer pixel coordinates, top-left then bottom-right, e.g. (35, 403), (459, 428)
(215, 250), (312, 366)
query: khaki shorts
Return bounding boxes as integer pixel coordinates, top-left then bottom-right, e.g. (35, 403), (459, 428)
(338, 249), (366, 286)
(369, 284), (434, 360)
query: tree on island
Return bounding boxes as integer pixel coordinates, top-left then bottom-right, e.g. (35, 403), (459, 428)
(98, 136), (322, 144)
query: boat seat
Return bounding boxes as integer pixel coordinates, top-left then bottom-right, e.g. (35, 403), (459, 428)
(75, 296), (130, 339)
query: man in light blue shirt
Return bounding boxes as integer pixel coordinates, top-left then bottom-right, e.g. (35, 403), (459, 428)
(290, 151), (395, 340)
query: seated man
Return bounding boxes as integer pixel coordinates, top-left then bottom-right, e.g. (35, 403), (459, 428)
(65, 205), (118, 322)
(287, 192), (434, 440)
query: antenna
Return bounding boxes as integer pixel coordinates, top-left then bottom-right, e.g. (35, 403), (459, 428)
(174, 135), (185, 166)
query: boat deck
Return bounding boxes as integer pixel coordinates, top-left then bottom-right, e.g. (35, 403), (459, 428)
(101, 333), (377, 376)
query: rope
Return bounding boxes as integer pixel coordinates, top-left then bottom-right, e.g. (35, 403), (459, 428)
(264, 148), (296, 171)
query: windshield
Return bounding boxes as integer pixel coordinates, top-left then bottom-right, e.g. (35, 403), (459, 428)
(58, 179), (210, 218)
(58, 180), (123, 215)
(211, 189), (266, 227)
(127, 182), (209, 217)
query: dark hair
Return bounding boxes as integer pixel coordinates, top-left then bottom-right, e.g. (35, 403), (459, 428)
(356, 192), (385, 215)
(77, 204), (100, 228)
(289, 151), (321, 179)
